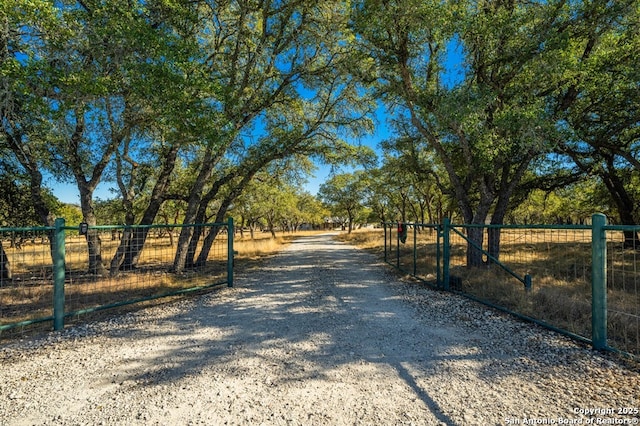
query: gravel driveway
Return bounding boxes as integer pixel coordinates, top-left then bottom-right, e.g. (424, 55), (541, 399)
(1, 233), (638, 426)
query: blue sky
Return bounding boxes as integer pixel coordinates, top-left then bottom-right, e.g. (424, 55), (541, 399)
(50, 179), (111, 204)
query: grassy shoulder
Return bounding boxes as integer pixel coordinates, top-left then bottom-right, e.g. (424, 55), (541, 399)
(233, 230), (332, 265)
(334, 228), (385, 252)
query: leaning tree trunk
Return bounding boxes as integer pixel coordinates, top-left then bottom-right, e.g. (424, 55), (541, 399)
(184, 224), (204, 269)
(601, 158), (640, 250)
(114, 145), (179, 271)
(193, 226), (222, 268)
(3, 130), (56, 261)
(109, 227), (135, 275)
(194, 194), (240, 267)
(184, 175), (235, 269)
(173, 148), (218, 273)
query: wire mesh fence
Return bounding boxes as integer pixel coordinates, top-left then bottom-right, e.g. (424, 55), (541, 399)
(448, 225), (594, 344)
(385, 223), (441, 283)
(0, 220), (233, 340)
(383, 218), (640, 359)
(0, 227), (56, 336)
(605, 226), (640, 356)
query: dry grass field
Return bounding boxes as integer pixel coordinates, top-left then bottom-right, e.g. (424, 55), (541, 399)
(338, 227), (640, 357)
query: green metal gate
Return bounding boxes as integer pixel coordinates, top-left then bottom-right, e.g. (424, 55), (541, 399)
(383, 215), (639, 359)
(1, 218), (234, 339)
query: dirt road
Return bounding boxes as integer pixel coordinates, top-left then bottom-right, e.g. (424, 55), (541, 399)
(1, 234), (638, 425)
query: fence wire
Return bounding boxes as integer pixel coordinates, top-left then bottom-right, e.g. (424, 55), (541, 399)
(384, 221), (640, 358)
(606, 229), (640, 356)
(449, 226), (594, 345)
(0, 228), (55, 337)
(1, 222), (231, 340)
(385, 224), (440, 283)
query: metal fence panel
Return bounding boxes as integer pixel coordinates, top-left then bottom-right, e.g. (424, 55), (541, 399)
(0, 219), (233, 340)
(0, 226), (56, 336)
(605, 225), (640, 356)
(383, 222), (440, 286)
(383, 218), (639, 359)
(451, 224), (594, 344)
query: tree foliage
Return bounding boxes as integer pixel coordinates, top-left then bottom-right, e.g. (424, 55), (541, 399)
(354, 0), (639, 264)
(319, 171), (371, 233)
(2, 0), (375, 274)
(1, 0), (639, 275)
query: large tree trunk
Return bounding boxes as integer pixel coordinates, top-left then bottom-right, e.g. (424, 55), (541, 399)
(78, 188), (108, 275)
(601, 156), (639, 249)
(465, 226), (486, 268)
(85, 229), (107, 275)
(464, 192), (493, 268)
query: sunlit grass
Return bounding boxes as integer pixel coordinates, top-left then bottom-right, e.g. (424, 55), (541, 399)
(335, 228), (385, 251)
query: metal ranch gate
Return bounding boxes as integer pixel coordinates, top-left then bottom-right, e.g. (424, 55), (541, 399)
(383, 214), (640, 359)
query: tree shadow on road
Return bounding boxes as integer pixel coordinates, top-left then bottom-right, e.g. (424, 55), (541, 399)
(90, 234), (625, 425)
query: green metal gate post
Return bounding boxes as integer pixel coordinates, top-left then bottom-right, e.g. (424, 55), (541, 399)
(53, 218), (66, 330)
(396, 223), (400, 269)
(436, 224), (442, 287)
(383, 223), (388, 263)
(591, 213), (607, 350)
(442, 218), (451, 291)
(227, 217), (234, 287)
(413, 224), (417, 276)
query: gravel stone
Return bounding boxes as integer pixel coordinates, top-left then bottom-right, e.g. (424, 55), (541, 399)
(0, 233), (638, 425)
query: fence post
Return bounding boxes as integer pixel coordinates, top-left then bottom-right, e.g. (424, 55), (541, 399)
(227, 217), (234, 287)
(413, 224), (417, 276)
(383, 222), (388, 263)
(396, 223), (400, 269)
(591, 213), (607, 350)
(442, 218), (451, 291)
(436, 224), (441, 287)
(53, 218), (66, 331)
